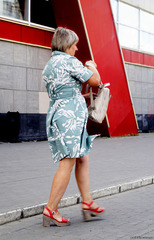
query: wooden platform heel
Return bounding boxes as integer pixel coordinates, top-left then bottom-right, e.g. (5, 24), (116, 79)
(82, 201), (105, 221)
(43, 206), (71, 227)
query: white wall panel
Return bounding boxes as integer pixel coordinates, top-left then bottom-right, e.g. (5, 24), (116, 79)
(120, 0), (154, 14)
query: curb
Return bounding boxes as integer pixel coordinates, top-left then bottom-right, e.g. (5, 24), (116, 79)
(0, 176), (153, 225)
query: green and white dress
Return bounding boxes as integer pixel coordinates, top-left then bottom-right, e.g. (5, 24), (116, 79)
(42, 51), (97, 163)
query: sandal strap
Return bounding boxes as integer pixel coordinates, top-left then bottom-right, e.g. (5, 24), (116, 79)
(45, 206), (58, 217)
(44, 206), (70, 223)
(82, 201), (103, 213)
(82, 201), (94, 207)
(61, 217), (70, 223)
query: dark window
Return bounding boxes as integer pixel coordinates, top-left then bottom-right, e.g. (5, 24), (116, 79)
(31, 0), (57, 28)
(0, 0), (57, 28)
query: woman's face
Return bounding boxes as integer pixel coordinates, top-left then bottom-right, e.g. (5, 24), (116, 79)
(66, 42), (78, 56)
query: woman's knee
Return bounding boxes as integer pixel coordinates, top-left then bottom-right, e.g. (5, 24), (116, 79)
(81, 154), (90, 162)
(77, 155), (90, 164)
(59, 158), (76, 172)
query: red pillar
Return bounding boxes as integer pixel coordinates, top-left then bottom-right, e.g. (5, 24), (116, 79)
(51, 0), (138, 136)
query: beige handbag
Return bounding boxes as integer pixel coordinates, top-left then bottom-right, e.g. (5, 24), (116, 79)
(87, 83), (111, 123)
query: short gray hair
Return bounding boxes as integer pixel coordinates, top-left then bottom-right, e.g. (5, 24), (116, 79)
(51, 27), (79, 52)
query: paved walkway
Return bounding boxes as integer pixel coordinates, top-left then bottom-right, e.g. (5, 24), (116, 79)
(0, 184), (154, 240)
(0, 133), (154, 224)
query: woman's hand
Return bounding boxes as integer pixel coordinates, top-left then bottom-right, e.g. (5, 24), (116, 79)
(85, 60), (101, 87)
(83, 92), (97, 99)
(85, 60), (97, 68)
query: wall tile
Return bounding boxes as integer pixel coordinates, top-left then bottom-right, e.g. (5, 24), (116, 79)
(13, 91), (27, 113)
(13, 67), (26, 90)
(26, 47), (39, 68)
(13, 44), (27, 67)
(141, 82), (154, 99)
(0, 41), (14, 65)
(129, 80), (142, 98)
(26, 91), (39, 113)
(126, 64), (154, 116)
(0, 65), (14, 89)
(148, 99), (154, 114)
(26, 45), (51, 69)
(40, 74), (47, 92)
(0, 89), (13, 113)
(141, 98), (150, 114)
(126, 64), (136, 81)
(38, 48), (51, 69)
(132, 98), (142, 114)
(148, 68), (154, 83)
(134, 66), (142, 82)
(39, 92), (49, 114)
(141, 67), (150, 83)
(27, 69), (42, 91)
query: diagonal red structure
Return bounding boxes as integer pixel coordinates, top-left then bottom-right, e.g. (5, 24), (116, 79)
(51, 0), (138, 137)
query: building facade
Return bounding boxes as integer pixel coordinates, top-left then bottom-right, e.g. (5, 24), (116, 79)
(0, 0), (154, 141)
(111, 0), (154, 132)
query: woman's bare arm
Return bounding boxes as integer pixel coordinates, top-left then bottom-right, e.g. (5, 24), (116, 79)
(85, 61), (101, 87)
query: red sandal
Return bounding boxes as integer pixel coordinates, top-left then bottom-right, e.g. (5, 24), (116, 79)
(82, 201), (105, 221)
(43, 206), (70, 227)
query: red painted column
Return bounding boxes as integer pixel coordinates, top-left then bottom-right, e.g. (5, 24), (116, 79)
(51, 0), (138, 136)
(78, 0), (138, 136)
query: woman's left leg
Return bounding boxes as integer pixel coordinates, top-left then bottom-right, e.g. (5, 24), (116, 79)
(43, 157), (76, 223)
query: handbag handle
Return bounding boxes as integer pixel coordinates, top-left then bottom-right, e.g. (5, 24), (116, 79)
(85, 84), (95, 107)
(88, 83), (111, 108)
(90, 87), (94, 107)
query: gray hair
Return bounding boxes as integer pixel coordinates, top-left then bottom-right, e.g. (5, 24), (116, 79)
(51, 27), (79, 52)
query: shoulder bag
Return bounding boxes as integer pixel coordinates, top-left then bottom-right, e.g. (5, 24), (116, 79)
(87, 83), (111, 124)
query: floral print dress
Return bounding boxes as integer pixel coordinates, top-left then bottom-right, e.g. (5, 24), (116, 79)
(42, 51), (97, 163)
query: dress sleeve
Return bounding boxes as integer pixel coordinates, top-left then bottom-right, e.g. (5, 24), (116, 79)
(67, 57), (93, 83)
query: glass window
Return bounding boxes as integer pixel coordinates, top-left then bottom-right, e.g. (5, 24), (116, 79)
(0, 0), (57, 28)
(140, 31), (154, 54)
(110, 0), (154, 55)
(110, 0), (118, 22)
(0, 0), (24, 20)
(140, 10), (154, 34)
(119, 25), (138, 49)
(119, 2), (139, 28)
(31, 0), (57, 28)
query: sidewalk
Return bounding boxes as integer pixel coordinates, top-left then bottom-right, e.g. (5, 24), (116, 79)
(1, 185), (154, 239)
(0, 133), (154, 224)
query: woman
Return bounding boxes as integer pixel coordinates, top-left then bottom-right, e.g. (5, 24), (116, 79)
(42, 27), (105, 227)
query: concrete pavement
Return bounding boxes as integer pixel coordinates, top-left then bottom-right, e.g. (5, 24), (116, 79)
(0, 184), (154, 240)
(0, 133), (154, 225)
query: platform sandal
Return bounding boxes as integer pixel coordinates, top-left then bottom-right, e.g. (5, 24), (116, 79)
(43, 206), (70, 227)
(82, 201), (105, 221)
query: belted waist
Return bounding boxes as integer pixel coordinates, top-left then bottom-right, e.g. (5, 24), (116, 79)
(50, 89), (80, 100)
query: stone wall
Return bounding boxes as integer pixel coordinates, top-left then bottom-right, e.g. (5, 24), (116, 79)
(0, 40), (51, 141)
(0, 40), (50, 114)
(125, 63), (154, 131)
(0, 40), (153, 141)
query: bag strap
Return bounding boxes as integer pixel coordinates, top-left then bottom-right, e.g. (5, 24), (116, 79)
(89, 83), (104, 107)
(103, 83), (110, 88)
(90, 87), (94, 107)
(87, 82), (111, 107)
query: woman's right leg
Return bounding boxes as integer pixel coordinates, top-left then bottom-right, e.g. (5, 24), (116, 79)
(75, 155), (105, 220)
(43, 157), (76, 221)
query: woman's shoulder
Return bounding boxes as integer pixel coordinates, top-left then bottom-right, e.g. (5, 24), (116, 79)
(67, 56), (83, 68)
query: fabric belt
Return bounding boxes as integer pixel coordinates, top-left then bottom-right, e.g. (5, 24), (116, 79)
(50, 89), (80, 100)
